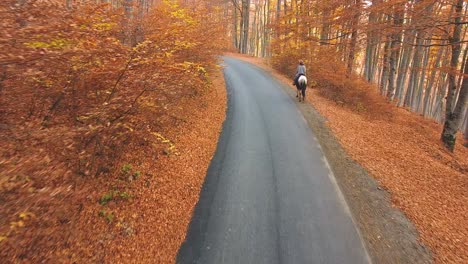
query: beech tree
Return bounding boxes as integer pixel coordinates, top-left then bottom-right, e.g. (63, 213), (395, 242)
(441, 0), (467, 151)
(226, 0), (467, 151)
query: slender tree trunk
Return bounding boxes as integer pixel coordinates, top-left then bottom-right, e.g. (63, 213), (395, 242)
(407, 31), (425, 109)
(396, 28), (416, 106)
(233, 5), (239, 49)
(320, 7), (331, 45)
(441, 0), (464, 151)
(441, 54), (468, 151)
(457, 43), (468, 91)
(347, 0), (360, 75)
(263, 0), (270, 57)
(380, 36), (391, 95)
(363, 0), (381, 81)
(239, 1), (245, 52)
(276, 0), (281, 22)
(423, 46), (445, 117)
(240, 0), (250, 54)
(251, 3), (258, 55)
(387, 10), (403, 100)
(416, 42), (431, 113)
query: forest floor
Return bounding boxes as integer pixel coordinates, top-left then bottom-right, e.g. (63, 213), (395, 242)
(229, 53), (468, 264)
(99, 67), (227, 263)
(0, 66), (226, 263)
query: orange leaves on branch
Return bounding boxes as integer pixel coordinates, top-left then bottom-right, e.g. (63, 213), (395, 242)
(0, 0), (227, 260)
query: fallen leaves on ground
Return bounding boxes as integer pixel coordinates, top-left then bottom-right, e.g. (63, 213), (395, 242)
(99, 67), (227, 263)
(310, 95), (467, 264)
(0, 66), (226, 263)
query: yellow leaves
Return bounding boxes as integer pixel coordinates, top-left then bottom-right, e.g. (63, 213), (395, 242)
(123, 124), (134, 132)
(92, 22), (116, 32)
(9, 211), (36, 229)
(140, 98), (156, 108)
(151, 132), (178, 155)
(162, 0), (197, 26)
(174, 40), (197, 49)
(1, 212), (35, 241)
(25, 38), (72, 50)
(133, 40), (152, 52)
(181, 61), (195, 69)
(170, 9), (196, 25)
(76, 115), (92, 122)
(19, 212), (35, 220)
(197, 66), (207, 75)
(32, 77), (54, 88)
(309, 79), (318, 87)
(162, 0), (178, 9)
(179, 62), (208, 77)
(10, 221), (24, 229)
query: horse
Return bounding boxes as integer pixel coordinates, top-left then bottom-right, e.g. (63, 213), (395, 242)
(296, 75), (307, 102)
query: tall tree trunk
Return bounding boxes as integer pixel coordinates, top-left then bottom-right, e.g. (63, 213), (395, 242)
(363, 0), (381, 81)
(441, 0), (464, 151)
(380, 36), (391, 95)
(347, 0), (360, 75)
(276, 0), (281, 21)
(403, 2), (426, 108)
(251, 3), (258, 55)
(416, 42), (431, 113)
(263, 0), (270, 57)
(406, 31), (425, 109)
(441, 53), (468, 151)
(395, 31), (415, 106)
(387, 10), (403, 100)
(412, 2), (435, 111)
(320, 7), (330, 45)
(423, 46), (445, 117)
(240, 0), (250, 53)
(233, 5), (239, 49)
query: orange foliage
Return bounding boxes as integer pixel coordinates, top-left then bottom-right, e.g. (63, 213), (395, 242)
(271, 42), (391, 119)
(0, 0), (226, 261)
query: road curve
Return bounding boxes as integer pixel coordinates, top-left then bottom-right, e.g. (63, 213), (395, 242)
(176, 57), (371, 264)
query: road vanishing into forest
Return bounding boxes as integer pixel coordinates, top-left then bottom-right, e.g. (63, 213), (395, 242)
(177, 57), (371, 264)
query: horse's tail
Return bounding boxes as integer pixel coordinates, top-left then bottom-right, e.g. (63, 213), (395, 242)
(298, 76), (307, 88)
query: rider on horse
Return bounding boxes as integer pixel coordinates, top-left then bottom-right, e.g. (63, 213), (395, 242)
(293, 60), (306, 87)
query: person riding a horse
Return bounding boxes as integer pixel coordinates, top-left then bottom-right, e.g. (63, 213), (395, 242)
(293, 60), (307, 102)
(293, 60), (306, 87)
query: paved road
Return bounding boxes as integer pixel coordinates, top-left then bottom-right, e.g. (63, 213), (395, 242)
(177, 57), (371, 264)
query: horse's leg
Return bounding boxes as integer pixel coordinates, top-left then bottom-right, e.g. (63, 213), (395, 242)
(302, 87), (306, 102)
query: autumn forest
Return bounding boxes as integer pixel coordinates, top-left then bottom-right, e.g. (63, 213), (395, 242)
(227, 0), (468, 151)
(0, 0), (467, 263)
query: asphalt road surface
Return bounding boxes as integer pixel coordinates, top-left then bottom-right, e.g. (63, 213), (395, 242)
(177, 57), (371, 264)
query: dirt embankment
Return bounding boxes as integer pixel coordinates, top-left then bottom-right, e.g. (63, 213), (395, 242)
(230, 53), (467, 264)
